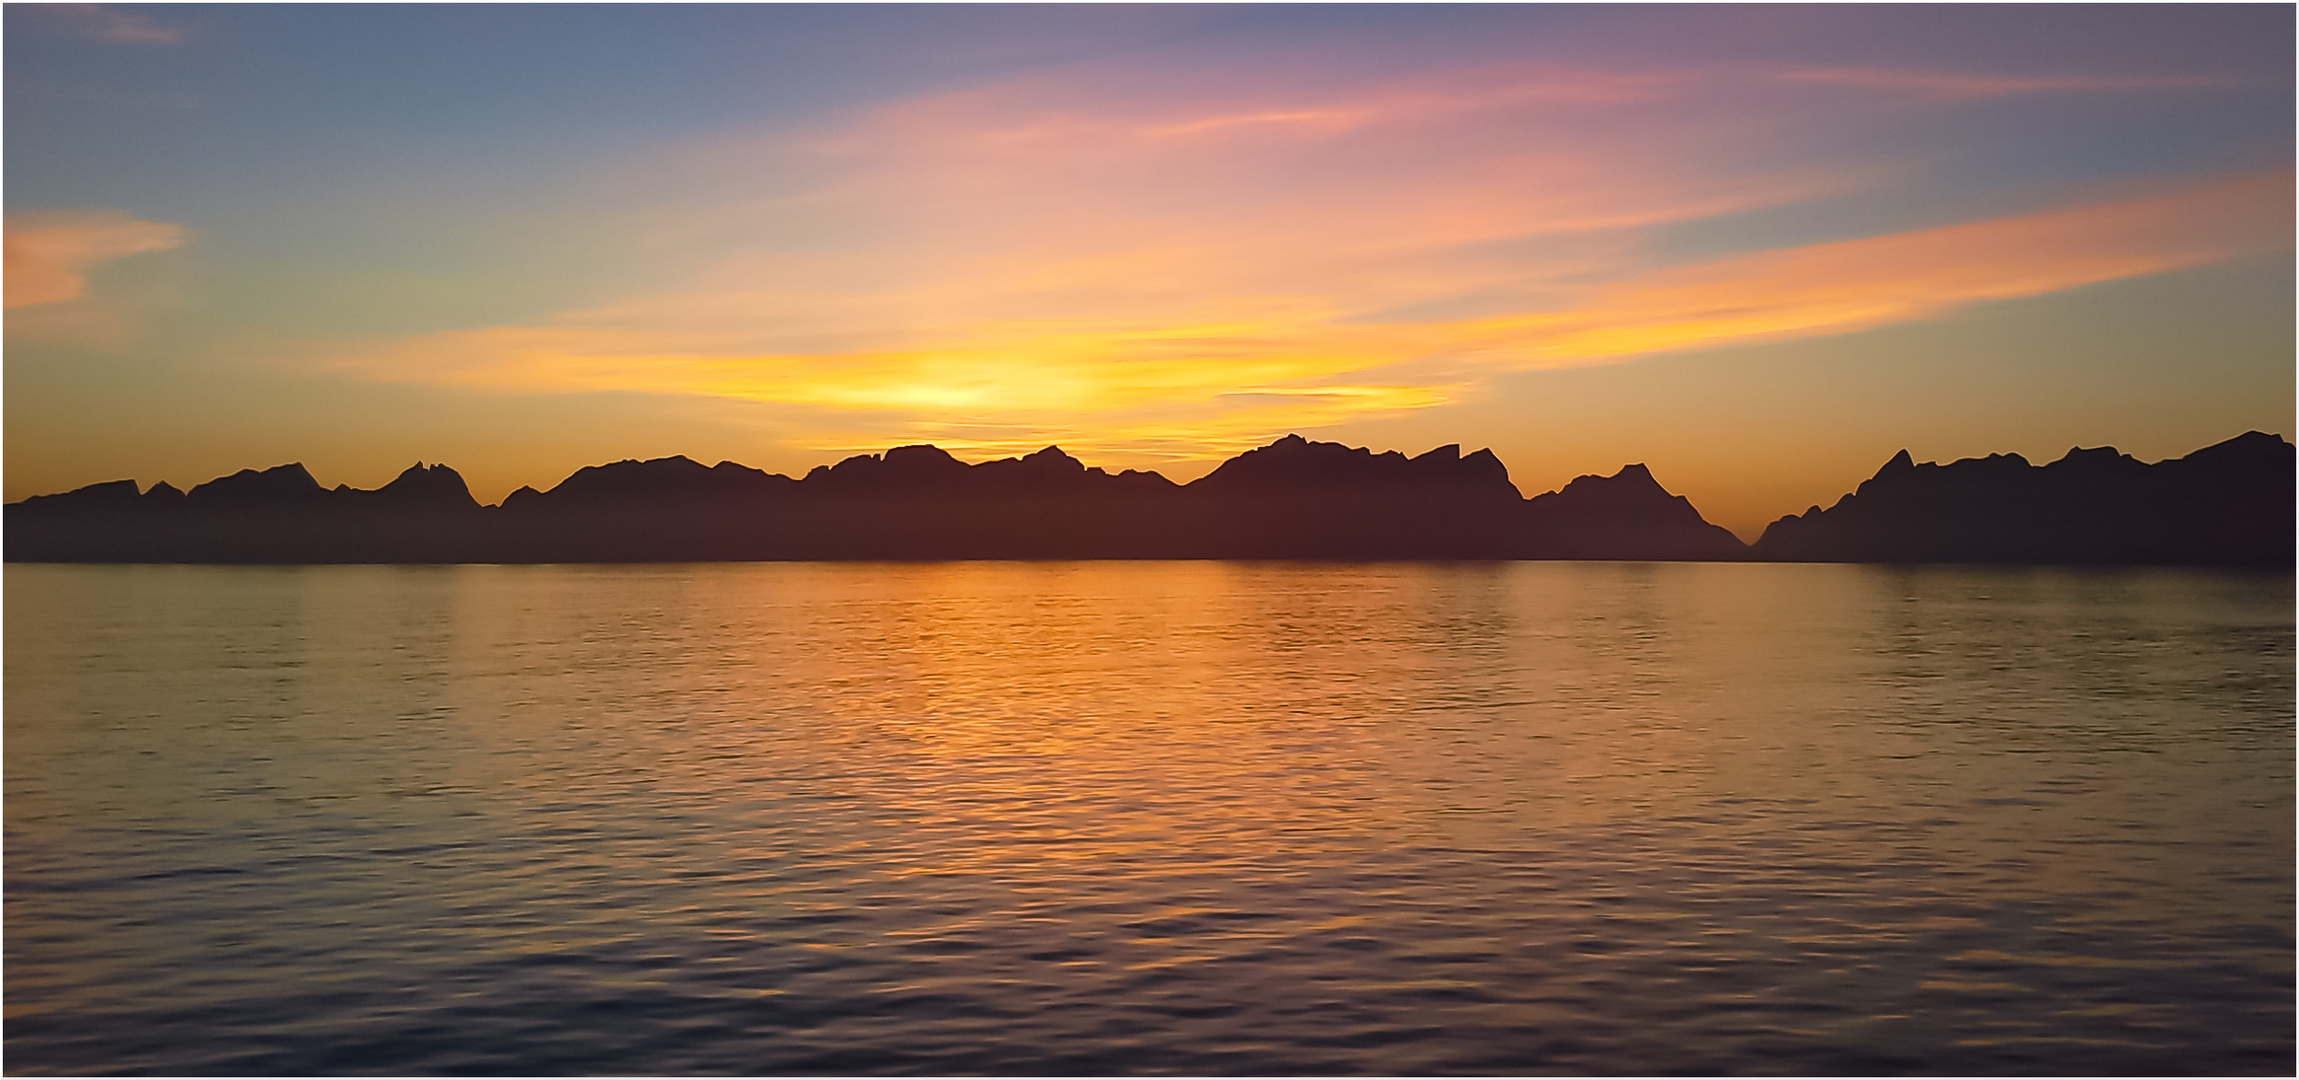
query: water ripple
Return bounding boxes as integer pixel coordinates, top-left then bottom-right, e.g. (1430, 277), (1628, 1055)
(6, 562), (2291, 1074)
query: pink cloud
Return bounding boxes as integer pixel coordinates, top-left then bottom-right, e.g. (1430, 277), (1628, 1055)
(308, 47), (2288, 471)
(322, 168), (2288, 476)
(5, 211), (186, 308)
(1458, 170), (2295, 366)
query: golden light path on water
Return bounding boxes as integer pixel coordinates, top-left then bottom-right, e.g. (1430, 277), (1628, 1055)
(6, 562), (2291, 1073)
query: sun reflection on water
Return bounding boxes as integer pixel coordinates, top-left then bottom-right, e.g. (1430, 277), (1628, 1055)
(6, 562), (2290, 1073)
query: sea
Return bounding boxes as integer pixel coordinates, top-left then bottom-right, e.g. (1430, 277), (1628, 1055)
(5, 561), (2292, 1075)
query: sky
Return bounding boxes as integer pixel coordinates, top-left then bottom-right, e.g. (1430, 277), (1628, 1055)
(6, 4), (2292, 539)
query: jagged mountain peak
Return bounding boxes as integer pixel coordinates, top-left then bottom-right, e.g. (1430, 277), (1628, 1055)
(1543, 462), (1667, 501)
(375, 462), (479, 508)
(11, 431), (2283, 565)
(2045, 445), (2144, 476)
(187, 463), (325, 503)
(884, 444), (965, 471)
(1523, 461), (1745, 560)
(2178, 430), (2293, 470)
(1193, 435), (1516, 494)
(977, 445), (1089, 481)
(1754, 433), (2294, 564)
(541, 454), (792, 503)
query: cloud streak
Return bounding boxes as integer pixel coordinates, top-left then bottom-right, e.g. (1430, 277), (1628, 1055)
(332, 171), (2286, 465)
(1454, 171), (2292, 366)
(316, 52), (2289, 467)
(4, 211), (185, 308)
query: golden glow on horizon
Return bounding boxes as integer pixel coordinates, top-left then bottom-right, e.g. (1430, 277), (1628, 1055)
(328, 170), (2288, 465)
(8, 32), (2288, 521)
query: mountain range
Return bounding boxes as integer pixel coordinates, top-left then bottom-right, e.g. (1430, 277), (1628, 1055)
(6, 432), (2288, 565)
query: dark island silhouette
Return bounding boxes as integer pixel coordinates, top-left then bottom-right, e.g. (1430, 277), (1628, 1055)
(6, 432), (2289, 565)
(1751, 430), (2293, 565)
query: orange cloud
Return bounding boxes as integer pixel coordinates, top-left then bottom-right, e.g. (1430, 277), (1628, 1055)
(1462, 170), (2294, 365)
(5, 211), (185, 308)
(327, 170), (2287, 468)
(309, 51), (2286, 469)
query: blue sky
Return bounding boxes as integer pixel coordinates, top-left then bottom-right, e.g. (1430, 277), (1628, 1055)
(7, 4), (2291, 536)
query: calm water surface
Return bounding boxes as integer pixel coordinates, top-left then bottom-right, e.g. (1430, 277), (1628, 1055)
(6, 562), (2292, 1074)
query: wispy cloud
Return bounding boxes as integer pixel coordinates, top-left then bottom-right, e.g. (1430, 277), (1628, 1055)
(312, 51), (2288, 468)
(4, 211), (185, 308)
(328, 171), (2286, 466)
(44, 3), (184, 45)
(1448, 171), (2292, 366)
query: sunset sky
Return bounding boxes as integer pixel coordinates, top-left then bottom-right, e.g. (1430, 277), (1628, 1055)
(6, 4), (2292, 538)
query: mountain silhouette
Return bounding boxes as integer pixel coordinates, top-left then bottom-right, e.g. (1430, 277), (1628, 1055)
(186, 462), (328, 505)
(1523, 464), (1748, 560)
(1170, 437), (1527, 558)
(367, 462), (485, 510)
(8, 432), (2288, 564)
(1751, 431), (2294, 565)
